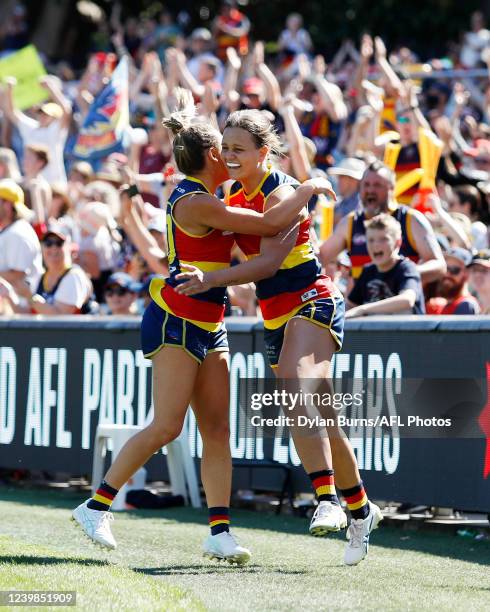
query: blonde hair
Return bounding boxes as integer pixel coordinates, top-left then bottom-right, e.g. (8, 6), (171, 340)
(365, 213), (402, 241)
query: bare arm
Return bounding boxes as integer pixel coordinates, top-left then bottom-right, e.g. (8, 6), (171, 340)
(410, 209), (447, 282)
(188, 179), (335, 236)
(280, 100), (311, 181)
(346, 290), (416, 317)
(120, 192), (168, 275)
(175, 223), (299, 295)
(425, 194), (471, 249)
(312, 74), (348, 122)
(0, 269), (26, 286)
(254, 42), (281, 112)
(319, 214), (349, 265)
(30, 297), (78, 315)
(39, 75), (72, 128)
(173, 49), (205, 99)
(3, 77), (26, 124)
(27, 179), (50, 225)
(223, 47), (241, 104)
(374, 36), (404, 96)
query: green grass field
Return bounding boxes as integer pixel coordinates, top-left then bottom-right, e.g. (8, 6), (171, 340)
(0, 488), (489, 611)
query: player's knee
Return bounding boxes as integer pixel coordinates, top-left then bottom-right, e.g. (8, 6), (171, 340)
(200, 420), (230, 444)
(148, 423), (183, 448)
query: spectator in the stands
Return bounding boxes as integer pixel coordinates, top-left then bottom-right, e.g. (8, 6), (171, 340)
(103, 272), (141, 315)
(77, 201), (121, 301)
(469, 250), (490, 314)
(4, 226), (93, 314)
(449, 186), (488, 250)
(328, 157), (366, 222)
(0, 147), (22, 181)
(22, 144), (52, 226)
(426, 247), (480, 314)
(3, 75), (71, 184)
(213, 0), (250, 61)
(0, 179), (42, 293)
(346, 214), (425, 317)
(278, 13), (313, 57)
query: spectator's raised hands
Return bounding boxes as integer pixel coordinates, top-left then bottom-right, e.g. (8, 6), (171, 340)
(313, 54), (327, 76)
(226, 46), (242, 72)
(253, 41), (265, 67)
(361, 34), (374, 62)
(297, 53), (311, 81)
(374, 36), (387, 60)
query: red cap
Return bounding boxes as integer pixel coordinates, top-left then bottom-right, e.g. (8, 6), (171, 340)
(243, 78), (263, 95)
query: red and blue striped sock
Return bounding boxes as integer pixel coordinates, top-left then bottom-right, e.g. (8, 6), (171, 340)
(208, 506), (230, 535)
(309, 469), (340, 504)
(340, 482), (370, 520)
(87, 480), (118, 511)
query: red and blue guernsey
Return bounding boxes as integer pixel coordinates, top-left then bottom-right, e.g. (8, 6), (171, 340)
(149, 176), (234, 331)
(227, 168), (338, 330)
(347, 204), (420, 279)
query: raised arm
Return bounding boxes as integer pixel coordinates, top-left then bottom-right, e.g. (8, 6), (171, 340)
(120, 190), (168, 275)
(253, 42), (281, 112)
(39, 75), (72, 128)
(374, 36), (404, 97)
(3, 77), (28, 125)
(280, 97), (311, 181)
(312, 74), (348, 122)
(409, 209), (447, 282)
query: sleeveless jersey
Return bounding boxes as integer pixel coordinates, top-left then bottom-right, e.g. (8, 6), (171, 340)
(227, 168), (338, 329)
(347, 205), (420, 279)
(395, 143), (421, 204)
(150, 176), (234, 331)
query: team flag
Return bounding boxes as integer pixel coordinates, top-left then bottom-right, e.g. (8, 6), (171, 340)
(73, 56), (129, 161)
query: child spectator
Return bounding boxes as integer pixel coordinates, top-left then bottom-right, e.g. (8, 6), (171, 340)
(346, 214), (425, 317)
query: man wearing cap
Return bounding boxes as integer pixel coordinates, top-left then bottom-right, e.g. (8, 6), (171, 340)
(103, 272), (142, 316)
(320, 161), (446, 283)
(4, 74), (71, 184)
(427, 247), (480, 315)
(0, 179), (42, 292)
(469, 250), (490, 314)
(328, 158), (366, 223)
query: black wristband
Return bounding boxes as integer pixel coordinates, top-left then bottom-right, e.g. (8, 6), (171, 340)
(123, 184), (139, 197)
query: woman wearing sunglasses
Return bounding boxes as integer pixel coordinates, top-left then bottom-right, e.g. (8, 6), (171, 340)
(72, 111), (332, 565)
(1, 228), (92, 314)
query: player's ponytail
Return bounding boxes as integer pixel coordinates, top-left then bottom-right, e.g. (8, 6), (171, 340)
(162, 108), (221, 175)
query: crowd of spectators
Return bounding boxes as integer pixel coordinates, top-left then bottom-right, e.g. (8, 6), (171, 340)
(0, 1), (489, 317)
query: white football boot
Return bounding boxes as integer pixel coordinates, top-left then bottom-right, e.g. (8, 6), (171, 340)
(203, 531), (251, 565)
(72, 500), (117, 550)
(309, 501), (347, 536)
(344, 501), (383, 565)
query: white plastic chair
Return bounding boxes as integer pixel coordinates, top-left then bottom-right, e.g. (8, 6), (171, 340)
(91, 424), (201, 510)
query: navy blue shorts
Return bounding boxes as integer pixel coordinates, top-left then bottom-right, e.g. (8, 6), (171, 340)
(263, 295), (345, 368)
(141, 301), (228, 364)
